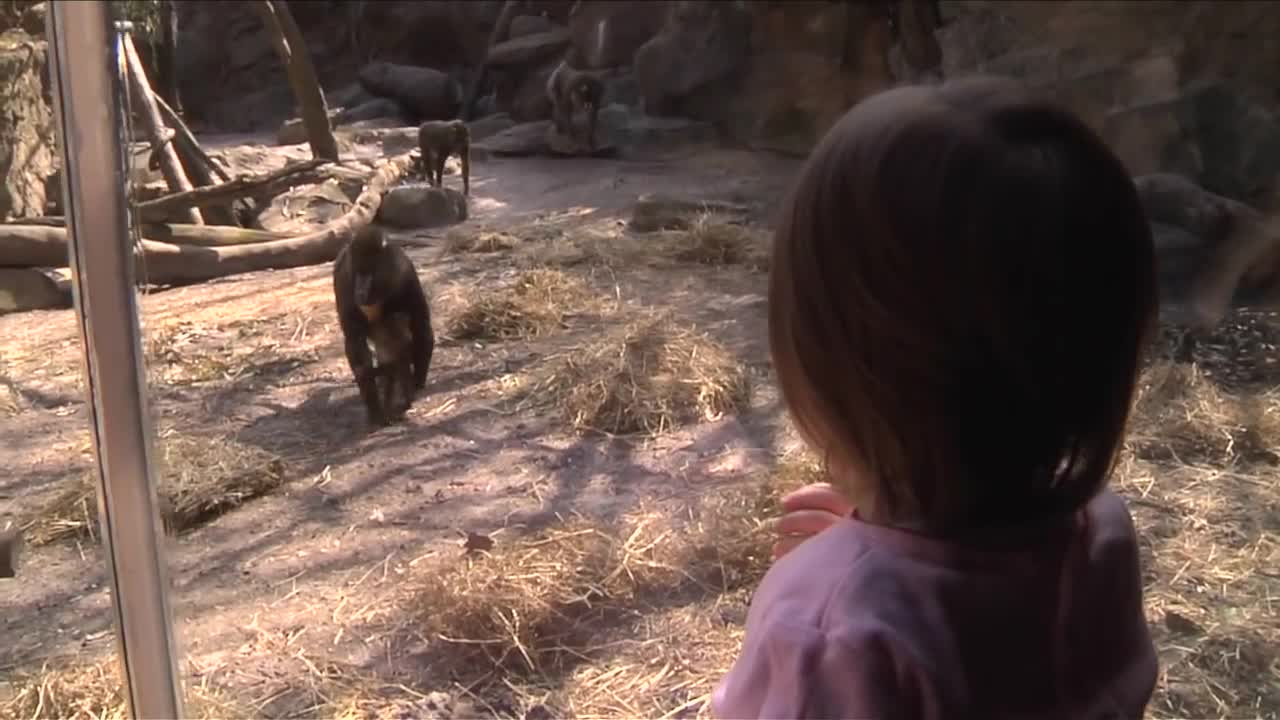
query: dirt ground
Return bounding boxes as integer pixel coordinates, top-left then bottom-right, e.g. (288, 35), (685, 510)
(1, 134), (1277, 719)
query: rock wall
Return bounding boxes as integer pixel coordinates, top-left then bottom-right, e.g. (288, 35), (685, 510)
(174, 1), (504, 132)
(936, 1), (1280, 208)
(173, 1), (1280, 210)
(0, 31), (56, 221)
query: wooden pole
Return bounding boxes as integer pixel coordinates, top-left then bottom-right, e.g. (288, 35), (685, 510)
(120, 32), (203, 225)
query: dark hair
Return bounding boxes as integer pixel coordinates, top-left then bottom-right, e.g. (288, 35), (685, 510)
(769, 76), (1157, 535)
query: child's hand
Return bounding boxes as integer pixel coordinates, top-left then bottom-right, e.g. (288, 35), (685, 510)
(773, 482), (854, 560)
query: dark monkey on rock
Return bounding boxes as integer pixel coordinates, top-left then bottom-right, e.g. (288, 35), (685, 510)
(333, 226), (435, 427)
(417, 119), (471, 196)
(546, 59), (605, 150)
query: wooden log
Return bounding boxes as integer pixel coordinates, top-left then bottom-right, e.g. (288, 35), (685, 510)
(0, 153), (414, 285)
(2, 217), (291, 246)
(120, 33), (203, 225)
(255, 0), (340, 161)
(135, 159), (329, 220)
(153, 93), (231, 184)
(141, 223), (292, 246)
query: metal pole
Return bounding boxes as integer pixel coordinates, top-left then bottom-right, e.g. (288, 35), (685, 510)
(46, 3), (185, 718)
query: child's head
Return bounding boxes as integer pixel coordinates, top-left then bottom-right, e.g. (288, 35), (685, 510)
(769, 76), (1157, 535)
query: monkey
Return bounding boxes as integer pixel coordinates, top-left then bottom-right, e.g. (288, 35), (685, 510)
(546, 59), (605, 151)
(416, 120), (471, 196)
(333, 226), (435, 427)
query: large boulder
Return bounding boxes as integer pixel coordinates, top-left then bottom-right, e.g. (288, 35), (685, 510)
(0, 35), (56, 221)
(634, 1), (751, 116)
(0, 268), (69, 315)
(485, 28), (571, 69)
(276, 98), (406, 145)
(358, 62), (462, 122)
(940, 2), (1280, 207)
(378, 185), (468, 229)
(508, 14), (558, 40)
(566, 1), (671, 70)
(508, 61), (557, 122)
(1135, 173), (1280, 328)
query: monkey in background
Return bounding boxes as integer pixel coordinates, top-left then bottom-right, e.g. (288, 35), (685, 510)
(417, 119), (471, 196)
(333, 226), (434, 427)
(546, 59), (605, 151)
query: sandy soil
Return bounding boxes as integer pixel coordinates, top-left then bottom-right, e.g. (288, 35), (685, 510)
(0, 137), (802, 715)
(1, 133), (1276, 720)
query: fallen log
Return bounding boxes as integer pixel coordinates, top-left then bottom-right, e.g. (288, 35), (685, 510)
(122, 33), (203, 225)
(136, 159), (330, 219)
(0, 153), (415, 284)
(140, 223), (293, 247)
(1, 217), (291, 247)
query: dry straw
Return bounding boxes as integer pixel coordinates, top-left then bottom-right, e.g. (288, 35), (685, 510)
(442, 228), (520, 255)
(649, 212), (772, 272)
(21, 432), (285, 546)
(1116, 311), (1280, 719)
(0, 658), (240, 720)
(446, 268), (602, 342)
(518, 315), (751, 436)
(393, 480), (778, 718)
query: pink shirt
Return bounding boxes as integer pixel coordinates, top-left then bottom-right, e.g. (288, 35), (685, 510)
(712, 489), (1157, 719)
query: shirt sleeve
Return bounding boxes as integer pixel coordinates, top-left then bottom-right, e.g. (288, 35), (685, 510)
(713, 618), (924, 720)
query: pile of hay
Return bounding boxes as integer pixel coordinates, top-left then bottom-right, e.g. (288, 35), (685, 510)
(146, 319), (309, 386)
(446, 268), (600, 342)
(1115, 317), (1280, 719)
(396, 483), (776, 718)
(519, 316), (750, 436)
(0, 658), (239, 720)
(442, 228), (520, 255)
(651, 212), (772, 271)
(22, 431), (286, 546)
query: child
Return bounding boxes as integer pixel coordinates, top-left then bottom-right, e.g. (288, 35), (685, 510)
(712, 76), (1159, 719)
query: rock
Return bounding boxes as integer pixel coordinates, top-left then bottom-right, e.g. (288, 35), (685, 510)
(1102, 98), (1196, 180)
(634, 1), (751, 115)
(509, 14), (558, 40)
(566, 1), (670, 69)
(1182, 83), (1280, 204)
(1135, 173), (1244, 242)
(615, 111), (717, 152)
(338, 98), (407, 126)
(509, 61), (557, 122)
(474, 121), (552, 157)
(378, 184), (468, 230)
(0, 36), (56, 221)
(0, 527), (22, 579)
(468, 113), (516, 141)
(0, 268), (69, 315)
(485, 28), (571, 68)
(473, 92), (498, 118)
(599, 68), (639, 108)
(629, 193), (750, 233)
(340, 126), (418, 155)
(1134, 173), (1278, 328)
(277, 98), (407, 145)
(19, 3), (46, 36)
(326, 82), (379, 110)
(358, 62), (461, 121)
(545, 127), (618, 158)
